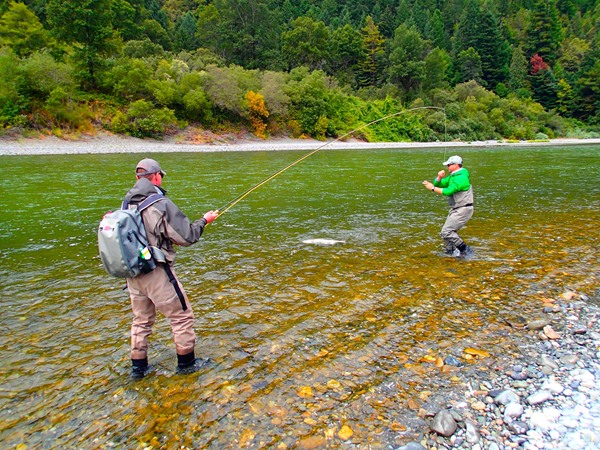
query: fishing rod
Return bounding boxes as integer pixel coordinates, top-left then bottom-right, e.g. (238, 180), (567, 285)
(214, 106), (446, 219)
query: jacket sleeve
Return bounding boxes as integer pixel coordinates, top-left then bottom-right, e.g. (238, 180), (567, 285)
(163, 199), (208, 247)
(434, 177), (450, 188)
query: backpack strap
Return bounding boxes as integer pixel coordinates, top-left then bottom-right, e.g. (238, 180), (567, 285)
(121, 193), (165, 211)
(138, 193), (165, 211)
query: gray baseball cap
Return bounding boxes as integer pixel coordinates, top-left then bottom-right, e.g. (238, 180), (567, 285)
(443, 155), (462, 166)
(136, 158), (166, 177)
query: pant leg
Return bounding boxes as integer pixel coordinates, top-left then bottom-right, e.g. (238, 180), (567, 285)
(127, 277), (157, 361)
(440, 206), (474, 248)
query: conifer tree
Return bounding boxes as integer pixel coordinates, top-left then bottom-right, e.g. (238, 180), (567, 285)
(529, 53), (558, 110)
(426, 9), (447, 51)
(174, 11), (198, 51)
(453, 0), (510, 89)
(282, 16), (330, 71)
(456, 47), (483, 85)
(507, 45), (531, 95)
(0, 1), (53, 57)
(358, 16), (385, 87)
(526, 0), (563, 65)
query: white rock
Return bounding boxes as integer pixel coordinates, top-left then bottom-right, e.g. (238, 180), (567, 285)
(504, 402), (524, 419)
(530, 411), (555, 431)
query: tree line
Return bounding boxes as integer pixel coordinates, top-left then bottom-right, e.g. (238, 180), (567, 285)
(0, 0), (598, 142)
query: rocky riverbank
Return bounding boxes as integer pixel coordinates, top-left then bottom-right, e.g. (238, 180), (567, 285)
(2, 131), (600, 156)
(400, 289), (600, 450)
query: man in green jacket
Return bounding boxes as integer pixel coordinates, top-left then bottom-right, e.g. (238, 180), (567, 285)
(422, 155), (474, 258)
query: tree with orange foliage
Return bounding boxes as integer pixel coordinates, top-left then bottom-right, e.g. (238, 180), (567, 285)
(245, 90), (269, 139)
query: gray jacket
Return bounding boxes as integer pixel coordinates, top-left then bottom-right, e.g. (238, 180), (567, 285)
(124, 177), (207, 263)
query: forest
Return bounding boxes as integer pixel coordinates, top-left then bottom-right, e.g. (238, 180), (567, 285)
(0, 0), (598, 142)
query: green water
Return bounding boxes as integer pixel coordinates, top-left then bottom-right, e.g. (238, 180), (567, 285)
(1, 145), (599, 448)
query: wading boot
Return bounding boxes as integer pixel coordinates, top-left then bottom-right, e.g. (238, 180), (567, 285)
(131, 358), (153, 380)
(457, 243), (474, 259)
(176, 351), (211, 375)
(444, 245), (460, 257)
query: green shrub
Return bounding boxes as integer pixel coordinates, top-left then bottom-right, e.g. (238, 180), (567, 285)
(108, 100), (181, 138)
(44, 87), (92, 129)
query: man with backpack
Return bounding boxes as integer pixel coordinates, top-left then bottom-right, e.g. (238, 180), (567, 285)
(124, 158), (218, 379)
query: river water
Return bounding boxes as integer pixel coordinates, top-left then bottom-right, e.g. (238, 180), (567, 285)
(1, 145), (599, 449)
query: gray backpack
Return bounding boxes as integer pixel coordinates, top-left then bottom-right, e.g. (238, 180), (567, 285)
(98, 194), (164, 278)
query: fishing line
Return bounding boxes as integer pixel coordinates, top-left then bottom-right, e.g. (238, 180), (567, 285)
(215, 106), (446, 219)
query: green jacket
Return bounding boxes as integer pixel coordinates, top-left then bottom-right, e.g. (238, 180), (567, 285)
(433, 167), (473, 208)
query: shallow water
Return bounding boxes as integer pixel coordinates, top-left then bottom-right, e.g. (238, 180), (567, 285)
(0, 145), (599, 448)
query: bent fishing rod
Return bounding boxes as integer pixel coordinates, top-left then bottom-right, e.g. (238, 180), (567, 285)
(213, 106), (446, 219)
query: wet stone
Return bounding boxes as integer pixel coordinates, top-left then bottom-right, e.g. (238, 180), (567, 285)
(444, 355), (463, 367)
(504, 401), (524, 420)
(465, 421), (481, 444)
(541, 377), (564, 395)
(528, 319), (549, 330)
(560, 354), (580, 366)
(527, 390), (553, 405)
(540, 354), (560, 370)
(510, 370), (530, 380)
(572, 326), (588, 335)
(507, 420), (529, 435)
(394, 442), (427, 450)
(511, 380), (529, 389)
(495, 390), (520, 405)
(430, 409), (457, 437)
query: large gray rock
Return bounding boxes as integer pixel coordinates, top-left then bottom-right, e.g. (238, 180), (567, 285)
(430, 409), (457, 437)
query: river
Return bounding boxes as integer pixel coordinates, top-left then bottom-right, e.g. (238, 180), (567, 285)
(0, 144), (599, 448)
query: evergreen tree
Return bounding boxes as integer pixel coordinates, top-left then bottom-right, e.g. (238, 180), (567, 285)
(174, 11), (198, 51)
(329, 24), (362, 87)
(477, 9), (511, 89)
(196, 4), (220, 54)
(426, 9), (447, 51)
(423, 47), (451, 91)
(575, 34), (600, 122)
(556, 77), (576, 115)
(456, 47), (483, 84)
(0, 1), (53, 57)
(507, 45), (531, 94)
(210, 0), (281, 70)
(146, 0), (171, 32)
(358, 16), (385, 87)
(453, 0), (510, 89)
(557, 0), (576, 17)
(529, 53), (559, 110)
(142, 18), (171, 51)
(526, 0), (563, 64)
(112, 0), (143, 41)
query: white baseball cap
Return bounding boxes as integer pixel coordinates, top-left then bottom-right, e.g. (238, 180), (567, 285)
(443, 155), (462, 166)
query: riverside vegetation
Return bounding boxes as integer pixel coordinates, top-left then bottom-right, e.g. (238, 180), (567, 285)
(0, 0), (599, 143)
